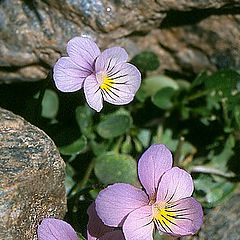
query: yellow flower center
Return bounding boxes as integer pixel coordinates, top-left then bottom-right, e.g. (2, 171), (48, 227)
(153, 202), (176, 229)
(100, 75), (114, 92)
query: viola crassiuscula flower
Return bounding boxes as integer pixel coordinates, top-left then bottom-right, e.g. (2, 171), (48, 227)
(95, 144), (203, 239)
(37, 205), (125, 240)
(87, 202), (125, 240)
(37, 218), (78, 240)
(53, 37), (141, 112)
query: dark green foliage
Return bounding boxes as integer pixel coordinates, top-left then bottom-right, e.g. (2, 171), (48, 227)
(131, 51), (160, 72)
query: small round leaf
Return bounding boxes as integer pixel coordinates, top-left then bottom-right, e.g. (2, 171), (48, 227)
(95, 152), (138, 185)
(97, 114), (132, 139)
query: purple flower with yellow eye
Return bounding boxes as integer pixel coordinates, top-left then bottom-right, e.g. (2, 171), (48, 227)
(53, 37), (141, 112)
(95, 144), (203, 239)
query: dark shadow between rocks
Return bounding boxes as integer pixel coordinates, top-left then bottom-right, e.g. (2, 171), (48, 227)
(161, 5), (240, 28)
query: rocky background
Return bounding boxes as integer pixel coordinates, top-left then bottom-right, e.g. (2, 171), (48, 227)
(0, 0), (240, 82)
(0, 108), (66, 240)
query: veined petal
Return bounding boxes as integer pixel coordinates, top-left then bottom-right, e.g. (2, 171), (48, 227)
(37, 218), (78, 240)
(123, 205), (154, 240)
(95, 183), (149, 227)
(83, 74), (103, 112)
(138, 144), (173, 199)
(53, 57), (89, 92)
(99, 230), (125, 240)
(156, 167), (194, 203)
(98, 63), (141, 105)
(67, 36), (100, 71)
(154, 197), (203, 236)
(87, 202), (113, 240)
(95, 47), (128, 72)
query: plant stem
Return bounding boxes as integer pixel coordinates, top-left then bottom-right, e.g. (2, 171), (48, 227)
(163, 236), (180, 240)
(186, 89), (209, 101)
(174, 136), (185, 166)
(79, 160), (94, 189)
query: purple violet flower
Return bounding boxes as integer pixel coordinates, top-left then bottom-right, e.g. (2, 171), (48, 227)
(37, 204), (125, 240)
(95, 144), (203, 239)
(87, 202), (125, 240)
(53, 37), (141, 112)
(37, 218), (78, 240)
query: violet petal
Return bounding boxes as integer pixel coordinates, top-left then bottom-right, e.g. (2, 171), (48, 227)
(67, 36), (100, 72)
(95, 47), (128, 73)
(83, 74), (103, 112)
(138, 144), (173, 198)
(156, 167), (194, 203)
(37, 218), (78, 240)
(123, 205), (154, 240)
(53, 57), (89, 92)
(95, 183), (148, 227)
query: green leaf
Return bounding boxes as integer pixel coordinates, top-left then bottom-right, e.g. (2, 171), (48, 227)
(137, 129), (151, 148)
(94, 152), (138, 185)
(131, 51), (160, 72)
(234, 105), (240, 129)
(141, 75), (179, 97)
(121, 135), (132, 154)
(176, 79), (191, 90)
(97, 113), (132, 139)
(65, 163), (76, 195)
(194, 174), (236, 208)
(77, 233), (86, 240)
(41, 89), (59, 119)
(90, 140), (109, 157)
(135, 88), (148, 102)
(59, 136), (87, 156)
(152, 127), (178, 151)
(191, 71), (208, 87)
(133, 138), (143, 152)
(208, 134), (235, 171)
(75, 105), (94, 138)
(204, 69), (240, 97)
(152, 87), (176, 109)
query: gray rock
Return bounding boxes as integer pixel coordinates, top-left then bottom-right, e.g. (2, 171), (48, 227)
(0, 108), (67, 240)
(182, 188), (240, 240)
(137, 14), (240, 75)
(0, 0), (240, 82)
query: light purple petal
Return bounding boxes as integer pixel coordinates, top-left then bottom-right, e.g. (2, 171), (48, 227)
(95, 47), (128, 72)
(87, 202), (113, 240)
(138, 144), (173, 199)
(99, 230), (125, 240)
(67, 36), (100, 71)
(37, 218), (78, 240)
(123, 205), (154, 240)
(97, 63), (141, 106)
(155, 197), (203, 236)
(156, 167), (194, 203)
(83, 74), (103, 112)
(53, 57), (89, 92)
(95, 183), (149, 227)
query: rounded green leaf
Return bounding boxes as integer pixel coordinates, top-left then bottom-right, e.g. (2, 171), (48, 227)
(94, 152), (138, 185)
(152, 87), (176, 109)
(75, 105), (94, 137)
(41, 89), (59, 119)
(59, 136), (87, 156)
(97, 114), (132, 139)
(131, 51), (160, 72)
(142, 75), (179, 97)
